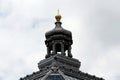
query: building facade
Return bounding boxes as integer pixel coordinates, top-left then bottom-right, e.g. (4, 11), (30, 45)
(20, 13), (104, 80)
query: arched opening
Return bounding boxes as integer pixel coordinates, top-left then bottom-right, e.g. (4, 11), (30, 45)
(55, 43), (61, 54)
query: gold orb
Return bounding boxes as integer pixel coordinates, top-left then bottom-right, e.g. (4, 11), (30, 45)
(55, 13), (61, 22)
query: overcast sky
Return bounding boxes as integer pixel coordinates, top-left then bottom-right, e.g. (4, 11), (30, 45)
(0, 0), (120, 80)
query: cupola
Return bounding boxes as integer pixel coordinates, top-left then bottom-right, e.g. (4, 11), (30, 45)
(45, 12), (73, 58)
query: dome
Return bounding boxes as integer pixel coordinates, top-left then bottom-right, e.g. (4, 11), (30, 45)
(45, 12), (72, 43)
(45, 22), (72, 39)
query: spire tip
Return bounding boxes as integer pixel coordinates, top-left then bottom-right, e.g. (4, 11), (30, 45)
(55, 10), (61, 22)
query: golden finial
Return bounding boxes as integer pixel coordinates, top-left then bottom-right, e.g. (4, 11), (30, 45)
(55, 10), (61, 22)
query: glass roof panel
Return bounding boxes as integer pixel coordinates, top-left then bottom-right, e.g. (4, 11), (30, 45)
(46, 73), (65, 80)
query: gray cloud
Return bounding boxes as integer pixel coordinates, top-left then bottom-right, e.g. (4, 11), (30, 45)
(0, 0), (120, 80)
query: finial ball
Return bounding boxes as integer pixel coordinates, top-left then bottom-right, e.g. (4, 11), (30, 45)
(55, 10), (61, 22)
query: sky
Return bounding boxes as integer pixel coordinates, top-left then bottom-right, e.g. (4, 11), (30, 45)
(0, 0), (120, 80)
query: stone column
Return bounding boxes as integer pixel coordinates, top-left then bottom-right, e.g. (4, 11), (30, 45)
(61, 43), (65, 56)
(52, 43), (56, 55)
(68, 46), (72, 58)
(45, 47), (50, 58)
(47, 47), (50, 55)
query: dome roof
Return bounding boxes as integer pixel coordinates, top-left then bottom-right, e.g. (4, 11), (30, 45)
(45, 12), (72, 39)
(45, 22), (72, 39)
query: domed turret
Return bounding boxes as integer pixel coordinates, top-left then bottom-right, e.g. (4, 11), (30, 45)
(45, 12), (73, 58)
